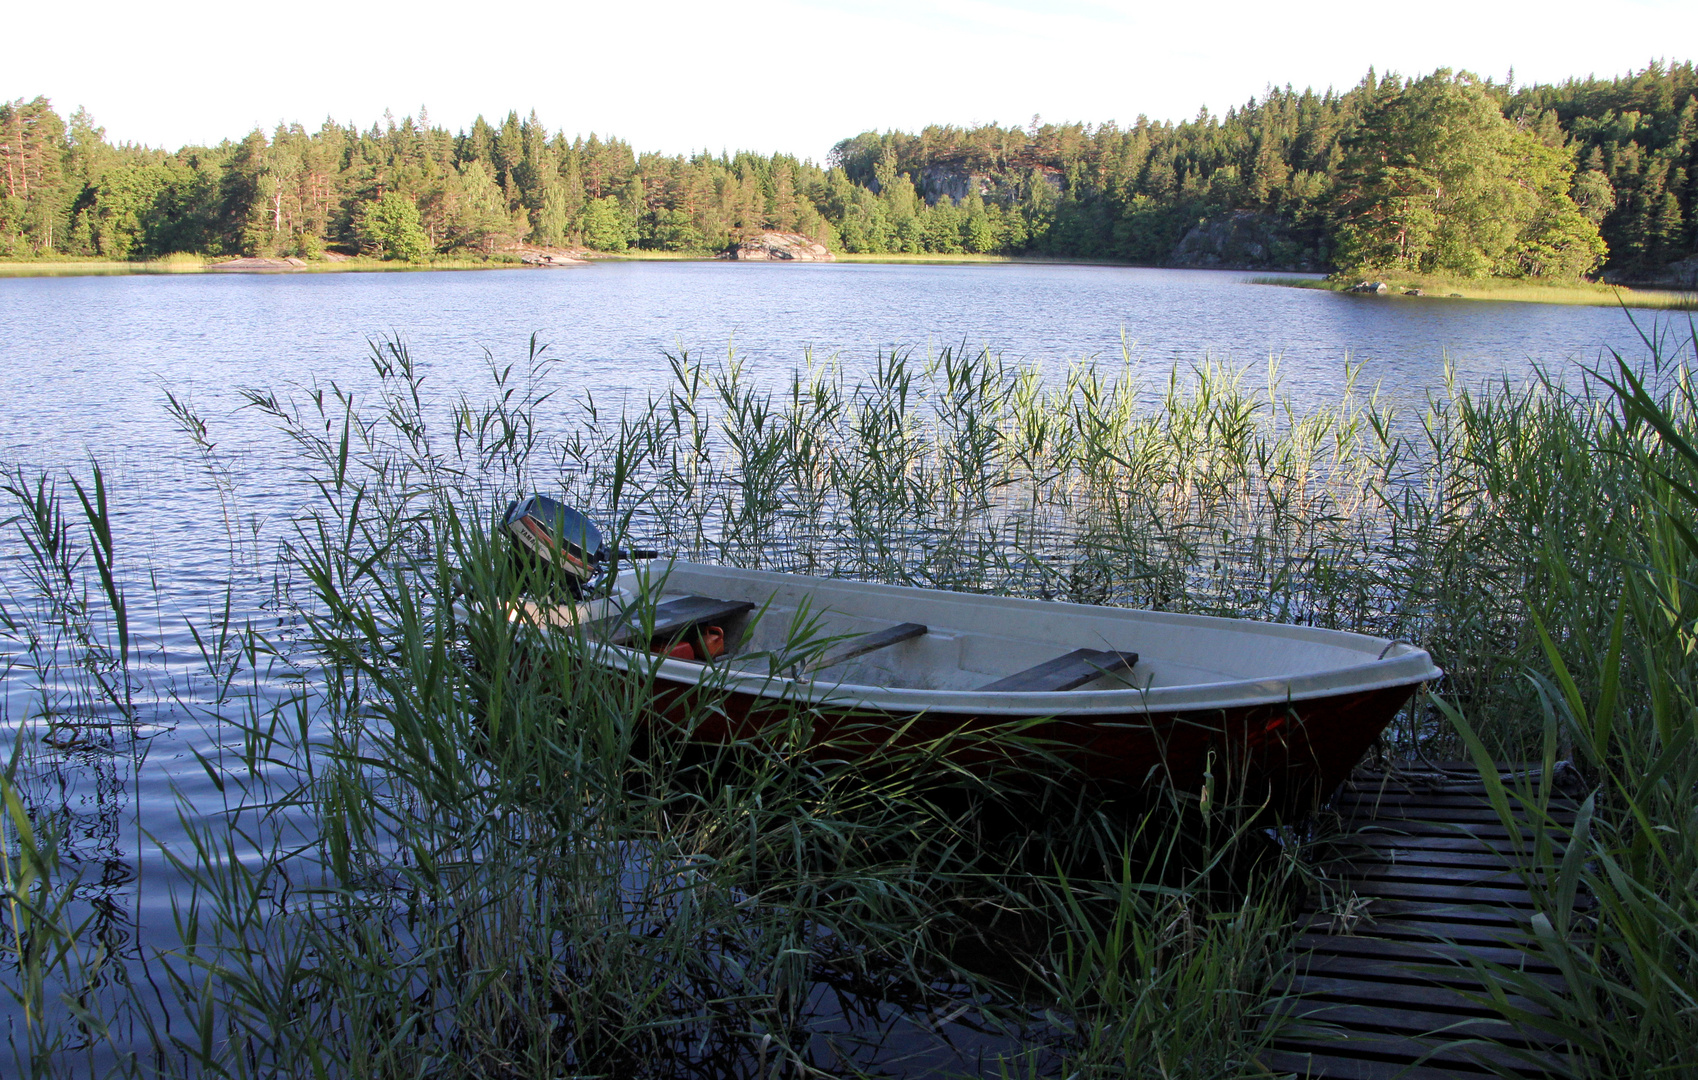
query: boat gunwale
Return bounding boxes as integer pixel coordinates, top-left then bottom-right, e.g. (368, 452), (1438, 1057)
(572, 561), (1442, 717)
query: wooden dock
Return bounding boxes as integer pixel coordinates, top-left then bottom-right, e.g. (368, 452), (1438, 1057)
(1263, 761), (1582, 1079)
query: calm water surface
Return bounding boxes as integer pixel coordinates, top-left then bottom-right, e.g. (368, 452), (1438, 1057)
(0, 261), (1684, 1068)
(3, 260), (1684, 468)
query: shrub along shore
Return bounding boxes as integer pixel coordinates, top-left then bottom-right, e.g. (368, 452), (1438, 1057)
(3, 329), (1697, 1076)
(1255, 273), (1698, 310)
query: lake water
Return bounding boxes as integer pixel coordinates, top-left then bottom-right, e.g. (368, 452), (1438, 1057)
(3, 261), (1686, 471)
(0, 260), (1687, 1070)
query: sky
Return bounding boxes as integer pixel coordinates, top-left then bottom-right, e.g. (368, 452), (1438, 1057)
(11, 0), (1696, 160)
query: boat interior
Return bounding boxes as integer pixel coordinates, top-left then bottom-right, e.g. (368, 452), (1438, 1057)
(605, 589), (1142, 693)
(524, 561), (1415, 697)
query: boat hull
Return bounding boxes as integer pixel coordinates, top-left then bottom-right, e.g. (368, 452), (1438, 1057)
(626, 665), (1420, 814)
(542, 561), (1438, 813)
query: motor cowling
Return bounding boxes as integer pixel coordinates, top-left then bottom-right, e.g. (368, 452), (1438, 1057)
(504, 495), (604, 591)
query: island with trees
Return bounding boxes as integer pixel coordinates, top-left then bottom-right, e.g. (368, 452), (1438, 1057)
(1, 62), (1693, 289)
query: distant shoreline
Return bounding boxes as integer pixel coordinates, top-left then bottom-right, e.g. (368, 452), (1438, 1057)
(0, 251), (1169, 277)
(3, 255), (1692, 311)
(1252, 274), (1697, 312)
(0, 256), (523, 277)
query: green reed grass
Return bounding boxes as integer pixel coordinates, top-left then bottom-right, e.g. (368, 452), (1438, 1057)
(1427, 344), (1698, 1077)
(4, 325), (1697, 1076)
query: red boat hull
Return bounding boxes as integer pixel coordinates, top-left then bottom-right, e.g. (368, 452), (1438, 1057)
(638, 669), (1418, 814)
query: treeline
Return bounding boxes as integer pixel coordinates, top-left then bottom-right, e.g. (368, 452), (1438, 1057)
(0, 104), (835, 262)
(1, 61), (1693, 279)
(832, 62), (1693, 279)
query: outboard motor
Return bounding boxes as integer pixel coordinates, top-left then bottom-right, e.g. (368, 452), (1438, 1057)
(503, 496), (655, 596)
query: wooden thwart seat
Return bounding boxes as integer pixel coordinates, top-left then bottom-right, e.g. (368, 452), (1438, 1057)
(978, 648), (1138, 692)
(804, 622), (927, 674)
(607, 595), (755, 646)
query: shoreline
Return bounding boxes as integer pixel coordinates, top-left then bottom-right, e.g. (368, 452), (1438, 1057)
(0, 256), (531, 277)
(3, 255), (1693, 311)
(0, 251), (1023, 276)
(1253, 273), (1698, 312)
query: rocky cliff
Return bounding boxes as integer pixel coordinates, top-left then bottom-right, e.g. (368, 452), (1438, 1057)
(913, 164), (1059, 205)
(1168, 211), (1324, 271)
(1606, 253), (1698, 290)
(722, 232), (835, 261)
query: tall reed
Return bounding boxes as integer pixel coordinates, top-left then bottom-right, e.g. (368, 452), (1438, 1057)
(3, 325), (1693, 1076)
(1436, 336), (1698, 1076)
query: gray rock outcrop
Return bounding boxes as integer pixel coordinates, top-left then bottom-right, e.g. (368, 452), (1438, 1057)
(208, 256), (308, 272)
(1169, 211), (1322, 270)
(723, 232), (834, 261)
(510, 244), (587, 266)
(1602, 253), (1698, 289)
(1647, 254), (1698, 289)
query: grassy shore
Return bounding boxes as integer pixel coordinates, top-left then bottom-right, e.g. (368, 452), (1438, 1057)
(0, 251), (1013, 276)
(833, 252), (1015, 264)
(0, 257), (209, 276)
(1254, 271), (1698, 310)
(0, 254), (548, 276)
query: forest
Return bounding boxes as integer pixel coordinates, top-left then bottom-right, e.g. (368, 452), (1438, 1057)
(1, 62), (1693, 280)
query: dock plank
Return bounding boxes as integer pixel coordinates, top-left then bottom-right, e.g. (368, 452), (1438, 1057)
(1258, 761), (1583, 1078)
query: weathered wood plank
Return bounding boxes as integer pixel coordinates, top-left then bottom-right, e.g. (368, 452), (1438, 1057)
(1280, 973), (1551, 1017)
(1297, 916), (1544, 947)
(1355, 760), (1544, 776)
(1347, 863), (1530, 887)
(1291, 948), (1566, 990)
(1338, 791), (1576, 810)
(1268, 1031), (1560, 1075)
(1330, 898), (1539, 926)
(976, 647), (1138, 692)
(803, 622), (926, 675)
(1344, 782), (1544, 800)
(1337, 848), (1522, 870)
(1351, 833), (1529, 855)
(1329, 879), (1536, 906)
(1270, 997), (1562, 1046)
(1293, 933), (1557, 972)
(1340, 785), (1557, 799)
(1337, 803), (1572, 827)
(1355, 820), (1524, 839)
(1261, 1048), (1497, 1080)
(605, 595), (756, 646)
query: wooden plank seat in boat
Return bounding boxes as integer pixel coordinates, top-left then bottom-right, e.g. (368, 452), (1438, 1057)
(607, 596), (755, 646)
(978, 648), (1138, 692)
(803, 622), (927, 675)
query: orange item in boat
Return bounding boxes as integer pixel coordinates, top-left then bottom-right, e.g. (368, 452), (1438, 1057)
(661, 640), (696, 661)
(699, 626), (726, 659)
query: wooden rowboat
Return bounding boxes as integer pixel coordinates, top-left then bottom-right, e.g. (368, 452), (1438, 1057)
(529, 559), (1441, 810)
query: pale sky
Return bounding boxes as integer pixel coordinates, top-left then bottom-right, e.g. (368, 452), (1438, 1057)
(12, 0), (1695, 161)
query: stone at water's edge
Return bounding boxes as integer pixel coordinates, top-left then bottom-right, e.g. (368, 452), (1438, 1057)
(509, 244), (589, 266)
(208, 256), (309, 271)
(722, 232), (835, 261)
(1613, 252), (1698, 289)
